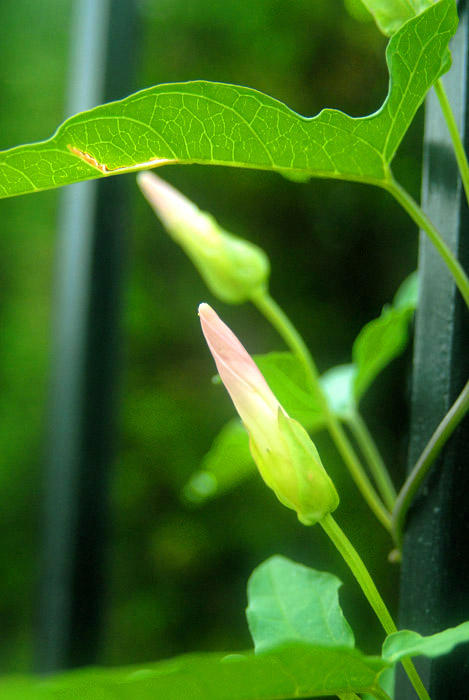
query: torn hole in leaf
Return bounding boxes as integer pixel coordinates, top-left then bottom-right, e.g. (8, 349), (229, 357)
(67, 145), (174, 173)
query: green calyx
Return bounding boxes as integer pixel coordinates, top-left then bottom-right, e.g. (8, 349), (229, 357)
(249, 409), (339, 526)
(179, 215), (271, 304)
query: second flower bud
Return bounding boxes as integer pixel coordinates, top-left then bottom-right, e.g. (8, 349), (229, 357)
(137, 171), (270, 304)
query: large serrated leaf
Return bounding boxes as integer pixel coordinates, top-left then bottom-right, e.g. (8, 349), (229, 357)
(246, 555), (354, 653)
(0, 644), (387, 700)
(0, 0), (457, 198)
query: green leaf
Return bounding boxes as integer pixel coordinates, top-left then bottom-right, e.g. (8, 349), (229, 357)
(320, 364), (357, 419)
(382, 620), (469, 664)
(246, 555), (354, 653)
(352, 303), (414, 400)
(5, 620), (468, 700)
(6, 620), (468, 700)
(319, 273), (417, 416)
(0, 0), (457, 198)
(393, 270), (419, 309)
(254, 352), (324, 429)
(182, 419), (254, 504)
(0, 645), (387, 700)
(362, 667), (396, 700)
(359, 0), (435, 36)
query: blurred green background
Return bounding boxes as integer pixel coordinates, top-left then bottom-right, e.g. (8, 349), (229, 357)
(0, 0), (422, 675)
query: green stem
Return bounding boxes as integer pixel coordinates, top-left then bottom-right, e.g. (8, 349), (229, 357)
(347, 411), (396, 512)
(385, 179), (469, 310)
(392, 377), (469, 547)
(320, 514), (431, 700)
(250, 290), (392, 532)
(249, 289), (321, 388)
(327, 418), (392, 533)
(371, 690), (393, 700)
(434, 79), (469, 207)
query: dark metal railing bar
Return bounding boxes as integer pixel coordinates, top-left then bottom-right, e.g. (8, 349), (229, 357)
(36, 0), (138, 673)
(397, 1), (469, 697)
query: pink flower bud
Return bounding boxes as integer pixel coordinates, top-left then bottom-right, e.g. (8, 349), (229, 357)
(199, 303), (339, 525)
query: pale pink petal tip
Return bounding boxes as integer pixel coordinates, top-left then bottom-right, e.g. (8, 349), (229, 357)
(198, 302), (211, 317)
(136, 170), (171, 202)
(136, 169), (159, 192)
(198, 303), (224, 334)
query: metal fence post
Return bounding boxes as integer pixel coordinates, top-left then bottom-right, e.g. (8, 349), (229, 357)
(397, 1), (469, 697)
(37, 0), (138, 672)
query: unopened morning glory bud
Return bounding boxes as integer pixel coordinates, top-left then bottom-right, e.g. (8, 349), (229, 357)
(198, 303), (339, 525)
(137, 172), (270, 304)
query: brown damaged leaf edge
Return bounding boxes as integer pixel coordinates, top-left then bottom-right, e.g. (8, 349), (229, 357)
(67, 144), (175, 174)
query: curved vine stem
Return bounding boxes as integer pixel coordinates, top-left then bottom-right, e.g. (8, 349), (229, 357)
(392, 377), (469, 547)
(250, 290), (392, 533)
(371, 690), (393, 700)
(384, 179), (469, 310)
(434, 79), (469, 208)
(347, 410), (396, 512)
(320, 514), (430, 700)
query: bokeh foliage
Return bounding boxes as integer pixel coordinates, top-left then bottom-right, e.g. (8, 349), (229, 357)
(0, 0), (422, 673)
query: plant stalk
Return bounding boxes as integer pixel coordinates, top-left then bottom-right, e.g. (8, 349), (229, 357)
(434, 79), (469, 207)
(392, 377), (469, 547)
(371, 689), (393, 700)
(250, 290), (392, 532)
(347, 410), (396, 511)
(385, 180), (469, 310)
(320, 514), (431, 700)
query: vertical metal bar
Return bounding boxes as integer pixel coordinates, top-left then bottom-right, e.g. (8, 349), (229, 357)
(37, 0), (138, 672)
(397, 1), (469, 697)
